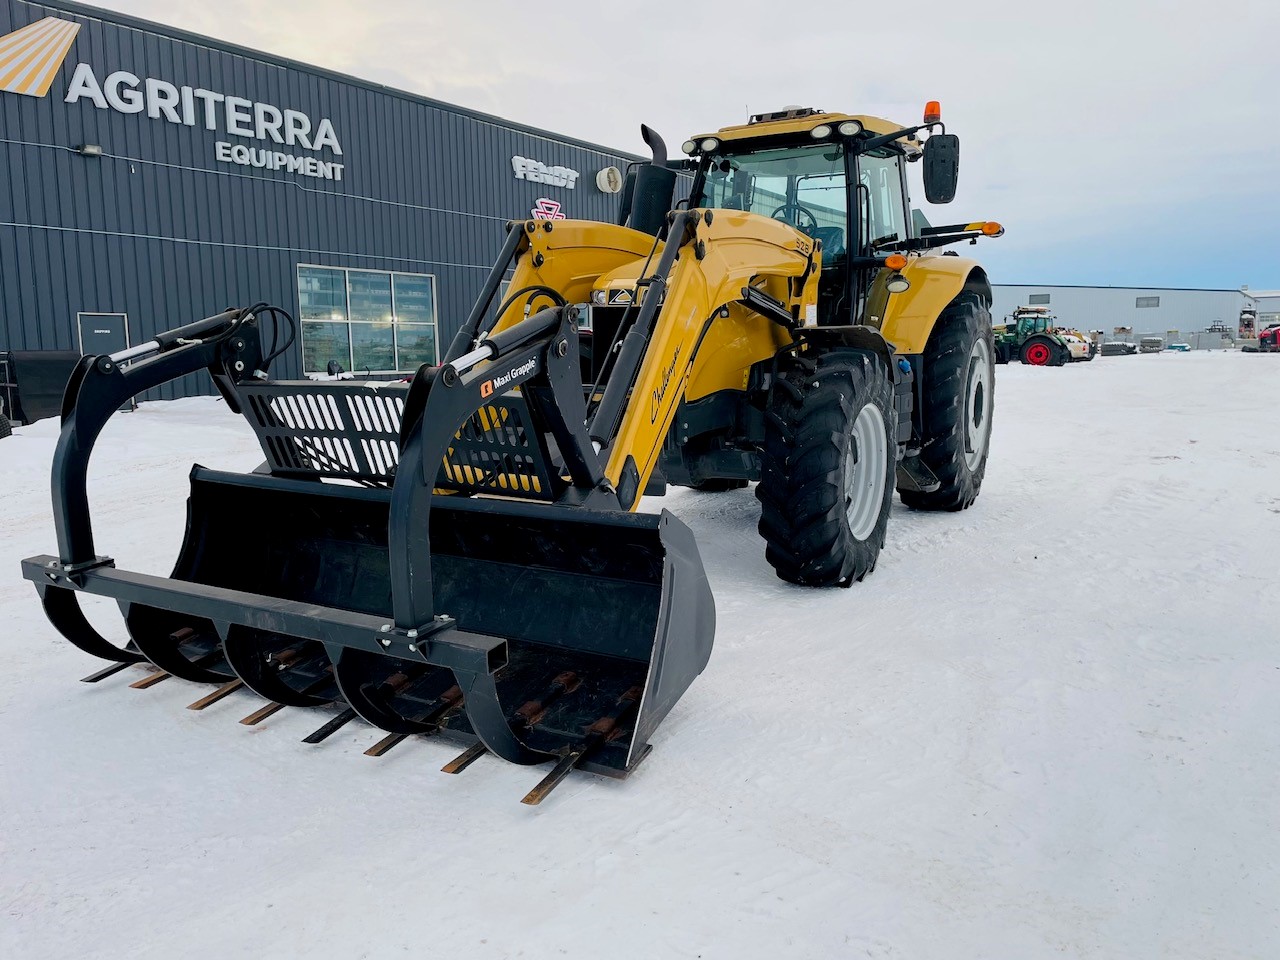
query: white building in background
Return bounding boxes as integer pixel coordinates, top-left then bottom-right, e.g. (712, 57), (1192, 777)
(1251, 292), (1280, 326)
(990, 285), (1259, 346)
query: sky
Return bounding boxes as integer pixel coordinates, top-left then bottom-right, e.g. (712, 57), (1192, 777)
(93, 0), (1279, 290)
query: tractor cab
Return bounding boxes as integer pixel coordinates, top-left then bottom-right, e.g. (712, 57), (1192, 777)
(684, 105), (970, 326)
(1009, 306), (1055, 337)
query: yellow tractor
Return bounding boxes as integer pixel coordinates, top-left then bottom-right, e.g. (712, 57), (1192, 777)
(23, 103), (1001, 801)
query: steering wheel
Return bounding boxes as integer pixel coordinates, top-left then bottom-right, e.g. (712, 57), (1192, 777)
(770, 203), (819, 236)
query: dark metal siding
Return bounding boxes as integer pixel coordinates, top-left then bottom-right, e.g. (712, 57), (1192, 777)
(0, 0), (639, 399)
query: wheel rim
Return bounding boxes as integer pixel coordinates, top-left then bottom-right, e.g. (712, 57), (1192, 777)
(964, 338), (992, 471)
(1026, 342), (1050, 365)
(845, 403), (888, 541)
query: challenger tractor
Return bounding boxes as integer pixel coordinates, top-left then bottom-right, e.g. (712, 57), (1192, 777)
(22, 103), (1002, 801)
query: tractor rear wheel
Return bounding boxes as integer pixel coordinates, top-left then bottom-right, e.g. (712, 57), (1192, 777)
(0, 412), (11, 439)
(1020, 337), (1055, 366)
(897, 291), (994, 512)
(757, 350), (895, 587)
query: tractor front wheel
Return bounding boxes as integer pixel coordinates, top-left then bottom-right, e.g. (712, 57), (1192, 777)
(688, 477), (749, 492)
(897, 291), (995, 512)
(757, 350), (895, 587)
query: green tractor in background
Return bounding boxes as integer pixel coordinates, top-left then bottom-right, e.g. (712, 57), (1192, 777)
(994, 306), (1074, 366)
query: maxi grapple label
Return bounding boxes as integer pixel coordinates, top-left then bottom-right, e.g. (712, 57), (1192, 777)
(480, 357), (538, 398)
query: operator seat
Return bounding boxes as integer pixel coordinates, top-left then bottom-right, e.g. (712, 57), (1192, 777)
(812, 227), (845, 259)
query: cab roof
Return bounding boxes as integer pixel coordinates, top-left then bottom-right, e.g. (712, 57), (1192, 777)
(691, 108), (920, 152)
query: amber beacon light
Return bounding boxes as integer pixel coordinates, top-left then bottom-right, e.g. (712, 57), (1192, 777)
(924, 101), (942, 124)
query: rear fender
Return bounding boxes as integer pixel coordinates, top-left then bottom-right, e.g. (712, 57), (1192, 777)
(878, 256), (992, 354)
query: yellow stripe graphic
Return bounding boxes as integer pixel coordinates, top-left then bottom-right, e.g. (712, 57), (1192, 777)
(0, 17), (81, 98)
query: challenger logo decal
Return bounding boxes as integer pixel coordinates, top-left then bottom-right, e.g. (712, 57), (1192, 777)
(650, 345), (682, 423)
(0, 17), (81, 98)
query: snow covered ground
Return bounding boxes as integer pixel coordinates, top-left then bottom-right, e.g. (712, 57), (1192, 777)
(2, 352), (1278, 959)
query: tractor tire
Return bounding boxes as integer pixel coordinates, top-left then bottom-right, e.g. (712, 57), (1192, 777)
(688, 477), (749, 492)
(0, 413), (10, 439)
(1018, 340), (1049, 366)
(1018, 337), (1070, 368)
(757, 350), (895, 587)
(897, 292), (994, 512)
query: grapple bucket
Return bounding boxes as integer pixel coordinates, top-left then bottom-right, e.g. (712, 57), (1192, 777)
(117, 468), (713, 777)
(23, 292), (716, 799)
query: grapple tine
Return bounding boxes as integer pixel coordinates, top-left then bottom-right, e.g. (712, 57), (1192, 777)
(302, 707), (357, 744)
(82, 661), (135, 683)
(129, 669), (171, 689)
(186, 678), (244, 710)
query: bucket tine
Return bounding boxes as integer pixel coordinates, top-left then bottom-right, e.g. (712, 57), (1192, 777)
(521, 685), (642, 806)
(80, 661), (135, 683)
(363, 732), (409, 757)
(520, 752), (582, 806)
(441, 742), (488, 774)
(303, 707), (358, 744)
(129, 669), (171, 689)
(363, 685), (463, 757)
(239, 701), (287, 725)
(186, 678), (244, 711)
(234, 647), (303, 723)
(239, 666), (335, 725)
(442, 672), (581, 774)
(128, 626), (209, 688)
(131, 628), (225, 690)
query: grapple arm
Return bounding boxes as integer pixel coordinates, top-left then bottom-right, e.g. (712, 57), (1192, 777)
(50, 308), (262, 568)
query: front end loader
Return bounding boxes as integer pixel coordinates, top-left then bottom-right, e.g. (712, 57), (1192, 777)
(23, 102), (1000, 801)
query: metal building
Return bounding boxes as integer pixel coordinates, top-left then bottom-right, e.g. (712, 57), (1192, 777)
(0, 0), (638, 398)
(991, 284), (1259, 346)
(1250, 291), (1280, 327)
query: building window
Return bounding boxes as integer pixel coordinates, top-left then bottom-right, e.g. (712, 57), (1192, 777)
(1135, 296), (1160, 308)
(298, 265), (438, 374)
(1028, 293), (1051, 305)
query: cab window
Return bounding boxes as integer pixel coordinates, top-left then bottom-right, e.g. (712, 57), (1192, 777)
(698, 144), (848, 258)
(859, 151), (907, 251)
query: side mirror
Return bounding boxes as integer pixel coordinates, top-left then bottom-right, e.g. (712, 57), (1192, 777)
(922, 134), (959, 204)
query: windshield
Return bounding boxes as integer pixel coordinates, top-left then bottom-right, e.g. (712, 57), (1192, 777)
(696, 144), (848, 258)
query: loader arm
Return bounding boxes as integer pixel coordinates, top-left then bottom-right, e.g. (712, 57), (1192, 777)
(494, 210), (820, 505)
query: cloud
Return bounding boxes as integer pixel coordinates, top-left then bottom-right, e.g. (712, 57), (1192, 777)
(94, 0), (1280, 286)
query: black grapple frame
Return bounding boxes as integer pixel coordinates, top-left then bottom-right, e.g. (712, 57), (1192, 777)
(21, 268), (714, 803)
